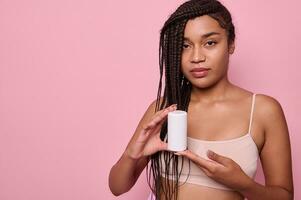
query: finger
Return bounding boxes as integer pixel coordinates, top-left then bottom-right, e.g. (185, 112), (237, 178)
(143, 114), (166, 131)
(141, 113), (168, 139)
(175, 150), (216, 171)
(141, 115), (167, 139)
(158, 141), (168, 151)
(173, 151), (214, 177)
(151, 119), (166, 135)
(156, 104), (177, 117)
(142, 104), (177, 131)
(207, 150), (231, 166)
(152, 104), (177, 117)
(158, 105), (177, 118)
(145, 105), (177, 130)
(156, 104), (178, 120)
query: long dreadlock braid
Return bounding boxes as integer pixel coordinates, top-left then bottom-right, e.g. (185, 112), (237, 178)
(146, 0), (235, 199)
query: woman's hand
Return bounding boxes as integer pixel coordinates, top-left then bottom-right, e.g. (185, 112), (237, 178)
(124, 104), (177, 160)
(175, 150), (253, 191)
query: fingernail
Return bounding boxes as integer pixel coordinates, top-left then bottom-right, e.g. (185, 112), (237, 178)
(207, 150), (214, 157)
(174, 152), (181, 156)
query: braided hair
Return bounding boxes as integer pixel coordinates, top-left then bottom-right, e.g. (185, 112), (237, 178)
(146, 0), (235, 199)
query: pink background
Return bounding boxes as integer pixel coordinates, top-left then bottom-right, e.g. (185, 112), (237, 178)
(0, 0), (300, 199)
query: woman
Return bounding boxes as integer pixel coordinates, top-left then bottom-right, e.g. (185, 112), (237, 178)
(109, 0), (294, 199)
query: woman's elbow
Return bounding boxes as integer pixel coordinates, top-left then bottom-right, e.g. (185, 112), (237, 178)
(109, 183), (130, 197)
(108, 173), (130, 196)
(110, 189), (123, 197)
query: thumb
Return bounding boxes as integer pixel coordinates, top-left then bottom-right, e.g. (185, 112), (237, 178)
(207, 150), (230, 166)
(158, 141), (168, 151)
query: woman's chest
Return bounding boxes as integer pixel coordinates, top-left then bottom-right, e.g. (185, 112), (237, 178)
(186, 102), (265, 154)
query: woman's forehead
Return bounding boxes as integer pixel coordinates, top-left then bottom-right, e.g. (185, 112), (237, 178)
(184, 15), (226, 39)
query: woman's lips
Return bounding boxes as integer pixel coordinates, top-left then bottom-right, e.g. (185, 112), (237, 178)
(190, 68), (210, 78)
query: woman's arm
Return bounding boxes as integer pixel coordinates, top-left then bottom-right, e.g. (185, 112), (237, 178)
(238, 94), (294, 199)
(109, 98), (176, 196)
(109, 152), (149, 196)
(109, 100), (157, 196)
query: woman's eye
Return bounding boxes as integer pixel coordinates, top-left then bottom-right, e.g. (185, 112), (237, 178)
(205, 41), (217, 46)
(183, 44), (190, 49)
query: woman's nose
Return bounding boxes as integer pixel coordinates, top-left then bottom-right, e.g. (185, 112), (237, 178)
(191, 47), (206, 63)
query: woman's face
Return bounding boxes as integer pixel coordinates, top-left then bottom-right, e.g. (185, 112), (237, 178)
(181, 15), (234, 88)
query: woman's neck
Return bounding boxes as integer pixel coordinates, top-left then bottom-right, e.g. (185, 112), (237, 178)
(190, 77), (234, 104)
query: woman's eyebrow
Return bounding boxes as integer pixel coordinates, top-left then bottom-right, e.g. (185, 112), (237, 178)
(184, 32), (221, 41)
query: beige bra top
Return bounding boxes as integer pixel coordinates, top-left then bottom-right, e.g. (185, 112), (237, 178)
(161, 93), (259, 191)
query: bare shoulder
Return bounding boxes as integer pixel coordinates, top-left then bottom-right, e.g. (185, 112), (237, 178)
(255, 93), (284, 113)
(254, 93), (293, 194)
(254, 93), (289, 144)
(254, 93), (286, 125)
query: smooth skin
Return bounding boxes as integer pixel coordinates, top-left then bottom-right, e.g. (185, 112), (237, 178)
(109, 15), (294, 200)
(109, 102), (177, 196)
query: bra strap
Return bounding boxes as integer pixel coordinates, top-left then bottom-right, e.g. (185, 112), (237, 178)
(248, 93), (256, 134)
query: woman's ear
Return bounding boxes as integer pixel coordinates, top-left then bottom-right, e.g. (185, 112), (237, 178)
(228, 41), (235, 54)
